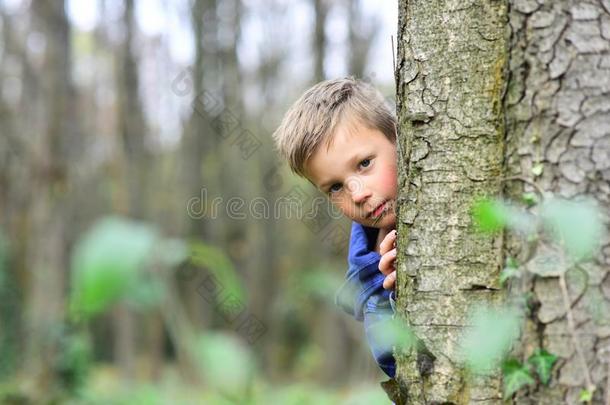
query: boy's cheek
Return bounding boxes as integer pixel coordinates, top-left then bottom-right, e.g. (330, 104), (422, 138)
(379, 167), (398, 196)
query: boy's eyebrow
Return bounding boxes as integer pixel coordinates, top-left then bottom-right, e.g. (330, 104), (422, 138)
(318, 179), (336, 191)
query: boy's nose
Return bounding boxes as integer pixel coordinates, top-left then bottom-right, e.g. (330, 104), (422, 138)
(350, 188), (371, 204)
(345, 176), (370, 204)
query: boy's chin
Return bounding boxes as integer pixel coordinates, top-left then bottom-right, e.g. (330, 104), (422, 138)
(359, 213), (396, 230)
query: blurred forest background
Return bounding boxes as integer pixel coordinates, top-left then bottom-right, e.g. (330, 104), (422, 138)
(0, 0), (399, 403)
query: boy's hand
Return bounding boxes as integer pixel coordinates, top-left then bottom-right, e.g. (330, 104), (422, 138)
(378, 229), (397, 290)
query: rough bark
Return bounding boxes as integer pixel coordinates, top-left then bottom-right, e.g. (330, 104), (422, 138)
(395, 0), (610, 403)
(395, 0), (510, 403)
(504, 1), (610, 403)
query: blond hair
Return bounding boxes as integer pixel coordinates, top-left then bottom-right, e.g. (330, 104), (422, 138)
(272, 77), (396, 178)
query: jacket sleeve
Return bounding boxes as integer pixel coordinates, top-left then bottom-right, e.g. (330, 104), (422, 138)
(363, 291), (397, 378)
(335, 260), (397, 378)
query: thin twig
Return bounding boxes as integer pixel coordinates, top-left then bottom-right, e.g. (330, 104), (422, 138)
(391, 35), (396, 80)
(558, 272), (595, 400)
(500, 175), (546, 201)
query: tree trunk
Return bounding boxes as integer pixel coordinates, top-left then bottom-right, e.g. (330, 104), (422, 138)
(395, 0), (610, 403)
(503, 1), (610, 403)
(113, 0), (149, 382)
(23, 0), (74, 398)
(313, 0), (328, 82)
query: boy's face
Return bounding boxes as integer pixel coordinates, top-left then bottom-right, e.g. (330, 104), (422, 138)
(305, 118), (397, 231)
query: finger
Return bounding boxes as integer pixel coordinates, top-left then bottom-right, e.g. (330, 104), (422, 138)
(378, 248), (397, 276)
(383, 270), (396, 290)
(379, 229), (397, 255)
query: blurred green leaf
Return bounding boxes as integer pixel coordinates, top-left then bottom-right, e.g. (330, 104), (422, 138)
(70, 216), (159, 319)
(294, 343), (324, 378)
(472, 198), (536, 235)
(265, 383), (335, 405)
(472, 198), (508, 233)
(506, 256), (519, 269)
(190, 241), (245, 303)
(579, 389), (593, 402)
(531, 164), (544, 177)
(125, 277), (165, 311)
(55, 330), (92, 393)
(503, 358), (535, 399)
(541, 198), (605, 261)
(527, 349), (557, 385)
(460, 306), (522, 374)
(500, 266), (521, 286)
(341, 384), (393, 405)
(158, 238), (189, 268)
(521, 192), (539, 207)
(367, 317), (417, 353)
(193, 332), (256, 396)
(116, 384), (162, 405)
(299, 268), (343, 303)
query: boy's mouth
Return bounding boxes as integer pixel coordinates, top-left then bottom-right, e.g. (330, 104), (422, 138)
(369, 201), (387, 220)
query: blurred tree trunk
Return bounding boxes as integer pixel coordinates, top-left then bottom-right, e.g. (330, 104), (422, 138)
(180, 0), (213, 337)
(22, 0), (75, 398)
(254, 15), (283, 377)
(313, 0), (328, 81)
(394, 0), (610, 403)
(113, 0), (148, 382)
(347, 0), (376, 78)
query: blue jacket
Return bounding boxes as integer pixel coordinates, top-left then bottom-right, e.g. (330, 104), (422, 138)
(334, 221), (397, 378)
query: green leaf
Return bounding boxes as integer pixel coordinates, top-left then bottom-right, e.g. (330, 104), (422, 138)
(527, 349), (557, 385)
(579, 389), (593, 402)
(460, 306), (522, 374)
(521, 192), (539, 207)
(532, 163), (544, 177)
(367, 317), (417, 353)
(158, 238), (189, 268)
(540, 198), (605, 261)
(70, 216), (159, 319)
(503, 359), (535, 399)
(125, 277), (165, 311)
(193, 332), (256, 395)
(471, 198), (508, 233)
(500, 266), (521, 286)
(190, 241), (245, 303)
(506, 256), (519, 269)
(299, 268), (343, 302)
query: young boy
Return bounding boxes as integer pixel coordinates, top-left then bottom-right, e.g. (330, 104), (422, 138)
(272, 77), (399, 378)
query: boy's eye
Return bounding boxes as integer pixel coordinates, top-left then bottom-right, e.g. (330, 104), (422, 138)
(328, 183), (342, 194)
(359, 158), (371, 168)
